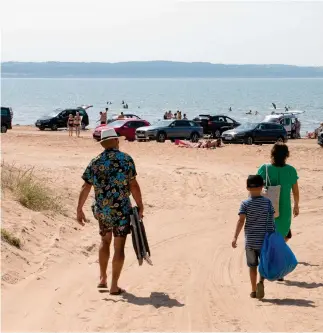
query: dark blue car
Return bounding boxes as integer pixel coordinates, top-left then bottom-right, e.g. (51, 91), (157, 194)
(221, 122), (288, 145)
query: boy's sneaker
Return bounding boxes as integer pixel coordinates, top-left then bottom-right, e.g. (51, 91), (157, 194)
(250, 291), (257, 298)
(256, 281), (265, 299)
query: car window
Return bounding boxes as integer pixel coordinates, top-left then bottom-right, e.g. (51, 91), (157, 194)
(130, 122), (144, 128)
(138, 121), (147, 127)
(1, 108), (10, 116)
(218, 117), (225, 122)
(189, 121), (198, 127)
(258, 124), (267, 130)
(124, 121), (132, 127)
(270, 124), (284, 130)
(225, 117), (234, 124)
(174, 120), (189, 127)
(283, 117), (291, 126)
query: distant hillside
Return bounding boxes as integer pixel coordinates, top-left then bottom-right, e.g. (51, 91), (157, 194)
(2, 61), (323, 78)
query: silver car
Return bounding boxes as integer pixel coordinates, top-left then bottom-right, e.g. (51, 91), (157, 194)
(136, 119), (203, 143)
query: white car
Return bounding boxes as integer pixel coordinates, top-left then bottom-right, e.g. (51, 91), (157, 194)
(262, 110), (304, 139)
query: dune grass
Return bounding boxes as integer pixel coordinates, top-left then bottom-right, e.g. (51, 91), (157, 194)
(1, 162), (64, 213)
(1, 228), (21, 249)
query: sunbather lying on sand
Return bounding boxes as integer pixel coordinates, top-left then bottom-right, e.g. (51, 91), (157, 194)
(177, 139), (223, 149)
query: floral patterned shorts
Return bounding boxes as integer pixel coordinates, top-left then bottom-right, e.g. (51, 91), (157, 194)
(91, 203), (131, 237)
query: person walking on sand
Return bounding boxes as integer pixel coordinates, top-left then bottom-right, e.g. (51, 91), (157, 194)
(76, 128), (144, 295)
(74, 111), (82, 137)
(257, 143), (299, 250)
(67, 114), (74, 137)
(232, 175), (275, 299)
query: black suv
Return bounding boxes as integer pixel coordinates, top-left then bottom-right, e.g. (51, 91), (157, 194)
(193, 114), (240, 138)
(35, 105), (92, 131)
(1, 107), (13, 133)
(221, 122), (288, 145)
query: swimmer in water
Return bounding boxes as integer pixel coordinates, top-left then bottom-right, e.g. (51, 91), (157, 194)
(246, 110), (252, 115)
(229, 107), (232, 112)
(255, 111), (259, 115)
(272, 102), (277, 110)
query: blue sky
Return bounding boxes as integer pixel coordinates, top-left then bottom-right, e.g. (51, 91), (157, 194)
(1, 0), (323, 66)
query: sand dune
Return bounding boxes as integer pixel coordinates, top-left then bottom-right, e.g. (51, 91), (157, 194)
(1, 127), (323, 332)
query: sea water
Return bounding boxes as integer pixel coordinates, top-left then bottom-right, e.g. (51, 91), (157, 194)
(1, 78), (323, 134)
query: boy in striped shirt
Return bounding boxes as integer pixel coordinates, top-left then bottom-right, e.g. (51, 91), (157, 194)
(232, 175), (275, 299)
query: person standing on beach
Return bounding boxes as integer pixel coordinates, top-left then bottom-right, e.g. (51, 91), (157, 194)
(67, 114), (74, 136)
(100, 110), (107, 125)
(74, 111), (82, 137)
(257, 143), (299, 245)
(232, 175), (275, 299)
(295, 118), (301, 138)
(76, 128), (144, 295)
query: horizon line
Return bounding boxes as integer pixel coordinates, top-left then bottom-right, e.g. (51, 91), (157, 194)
(2, 60), (323, 68)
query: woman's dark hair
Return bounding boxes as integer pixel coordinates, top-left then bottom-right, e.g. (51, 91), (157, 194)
(271, 142), (290, 167)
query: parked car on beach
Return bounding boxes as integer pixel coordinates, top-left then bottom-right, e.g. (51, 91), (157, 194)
(35, 105), (92, 131)
(262, 110), (304, 139)
(221, 122), (287, 145)
(136, 119), (203, 143)
(193, 114), (240, 138)
(93, 119), (150, 141)
(1, 106), (13, 133)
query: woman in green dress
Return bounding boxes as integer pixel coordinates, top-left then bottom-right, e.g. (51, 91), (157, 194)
(257, 143), (300, 241)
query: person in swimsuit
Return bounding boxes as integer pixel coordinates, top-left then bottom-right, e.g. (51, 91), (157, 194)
(74, 111), (82, 137)
(67, 114), (74, 137)
(100, 111), (107, 125)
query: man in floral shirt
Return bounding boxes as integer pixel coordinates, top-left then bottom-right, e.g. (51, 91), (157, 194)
(77, 128), (144, 295)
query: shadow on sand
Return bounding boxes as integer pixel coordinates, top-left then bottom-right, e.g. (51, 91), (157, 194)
(260, 298), (315, 308)
(102, 291), (185, 309)
(298, 261), (320, 267)
(283, 280), (323, 289)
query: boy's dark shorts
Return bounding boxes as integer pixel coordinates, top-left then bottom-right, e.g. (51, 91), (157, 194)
(246, 248), (261, 267)
(286, 229), (292, 239)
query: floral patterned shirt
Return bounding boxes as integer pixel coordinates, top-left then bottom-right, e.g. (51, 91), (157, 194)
(82, 149), (137, 227)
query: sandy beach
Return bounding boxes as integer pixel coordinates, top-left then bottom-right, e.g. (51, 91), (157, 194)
(1, 126), (323, 332)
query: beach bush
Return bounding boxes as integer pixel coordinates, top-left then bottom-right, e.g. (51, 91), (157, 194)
(1, 162), (64, 213)
(1, 228), (21, 249)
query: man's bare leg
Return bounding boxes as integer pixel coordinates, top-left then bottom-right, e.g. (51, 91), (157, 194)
(110, 236), (127, 294)
(99, 232), (112, 285)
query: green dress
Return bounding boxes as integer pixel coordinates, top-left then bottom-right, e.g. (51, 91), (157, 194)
(257, 163), (298, 237)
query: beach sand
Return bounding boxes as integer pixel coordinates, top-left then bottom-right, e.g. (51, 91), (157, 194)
(1, 127), (323, 332)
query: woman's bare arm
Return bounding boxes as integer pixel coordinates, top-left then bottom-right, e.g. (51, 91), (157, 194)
(292, 181), (300, 217)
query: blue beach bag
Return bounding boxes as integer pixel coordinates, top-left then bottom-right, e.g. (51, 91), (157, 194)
(258, 204), (298, 281)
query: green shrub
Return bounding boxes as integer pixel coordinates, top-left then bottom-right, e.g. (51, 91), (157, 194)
(1, 162), (64, 213)
(1, 228), (21, 249)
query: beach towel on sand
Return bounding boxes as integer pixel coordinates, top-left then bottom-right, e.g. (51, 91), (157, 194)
(259, 230), (298, 281)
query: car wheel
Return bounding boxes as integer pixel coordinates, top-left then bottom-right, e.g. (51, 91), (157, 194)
(246, 136), (253, 145)
(190, 132), (199, 143)
(156, 131), (166, 143)
(277, 136), (284, 143)
(291, 131), (296, 139)
(1, 125), (8, 133)
(39, 126), (45, 131)
(51, 124), (58, 131)
(81, 123), (86, 130)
